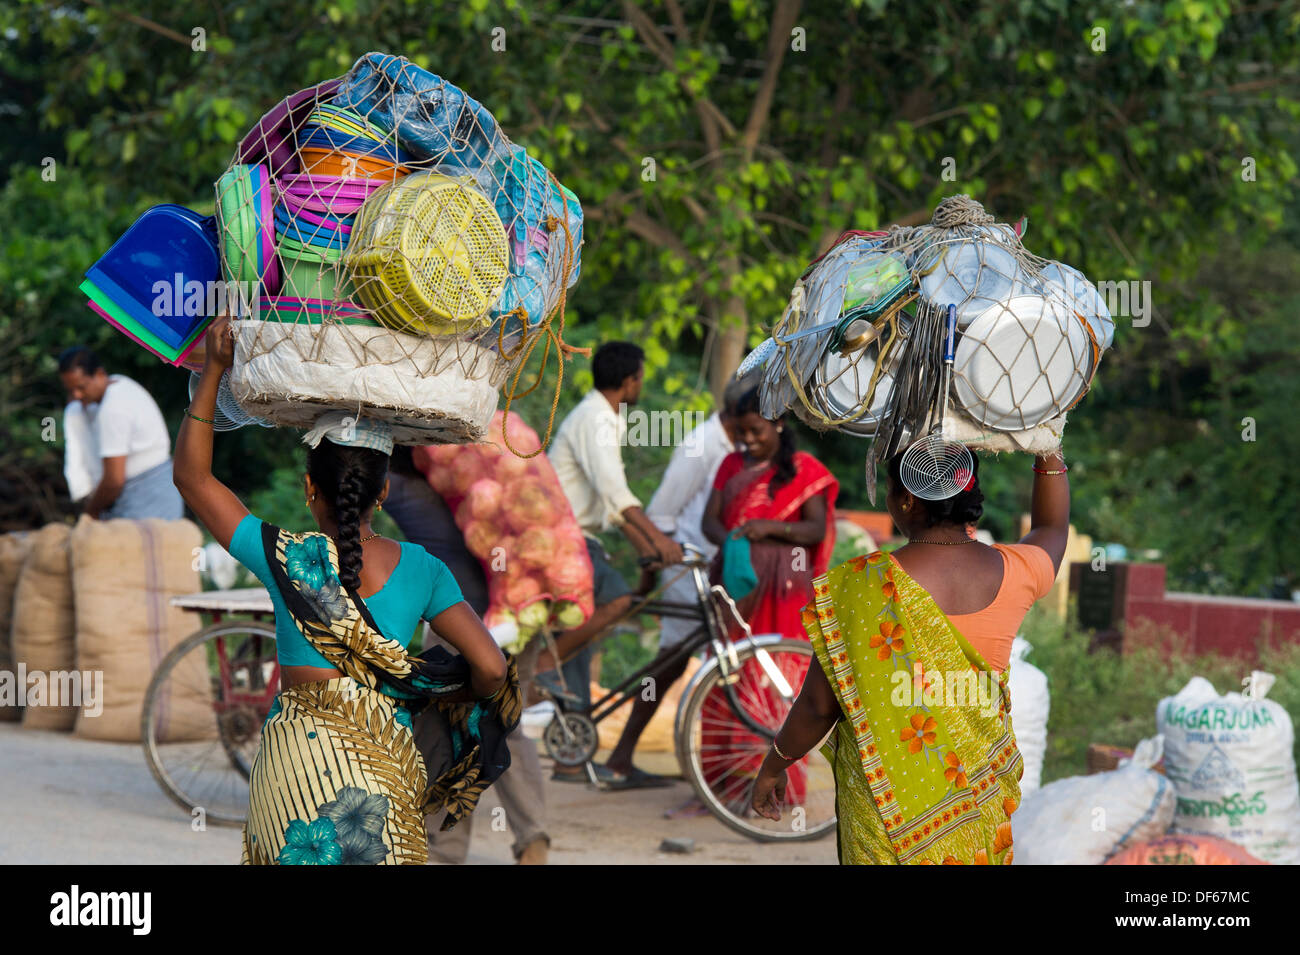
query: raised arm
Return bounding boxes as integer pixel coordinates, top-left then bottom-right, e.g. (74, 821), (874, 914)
(1019, 448), (1070, 574)
(172, 316), (249, 549)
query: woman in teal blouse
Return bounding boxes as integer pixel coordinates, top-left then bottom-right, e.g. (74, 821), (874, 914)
(173, 316), (518, 866)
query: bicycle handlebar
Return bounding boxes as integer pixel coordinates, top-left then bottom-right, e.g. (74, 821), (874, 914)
(637, 542), (710, 569)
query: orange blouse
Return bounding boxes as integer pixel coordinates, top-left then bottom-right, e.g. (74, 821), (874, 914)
(888, 543), (1056, 672)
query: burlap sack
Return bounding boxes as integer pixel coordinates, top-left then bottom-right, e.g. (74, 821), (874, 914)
(0, 532), (34, 722)
(71, 515), (215, 742)
(11, 523), (78, 731)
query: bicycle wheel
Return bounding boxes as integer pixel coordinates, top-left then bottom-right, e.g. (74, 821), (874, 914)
(140, 620), (278, 826)
(676, 638), (836, 842)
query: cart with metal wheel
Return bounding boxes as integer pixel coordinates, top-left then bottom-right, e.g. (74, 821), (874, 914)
(140, 588), (277, 826)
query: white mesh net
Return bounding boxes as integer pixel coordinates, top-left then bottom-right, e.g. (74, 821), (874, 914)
(754, 196), (1112, 499)
(213, 52), (585, 447)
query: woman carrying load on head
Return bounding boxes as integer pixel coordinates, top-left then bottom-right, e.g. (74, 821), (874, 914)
(751, 446), (1070, 864)
(174, 316), (519, 866)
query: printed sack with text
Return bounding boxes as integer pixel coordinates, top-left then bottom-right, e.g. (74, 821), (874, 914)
(1157, 673), (1300, 865)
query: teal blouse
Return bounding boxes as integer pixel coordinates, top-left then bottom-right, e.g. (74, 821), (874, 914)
(227, 514), (464, 670)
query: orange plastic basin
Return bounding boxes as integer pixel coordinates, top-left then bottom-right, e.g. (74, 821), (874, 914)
(299, 147), (410, 182)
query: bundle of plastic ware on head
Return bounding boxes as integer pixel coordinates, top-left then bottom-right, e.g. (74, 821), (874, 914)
(747, 195), (1113, 500)
(202, 51), (586, 449)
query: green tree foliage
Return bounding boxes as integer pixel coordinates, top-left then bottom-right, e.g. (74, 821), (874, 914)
(1, 0), (1296, 595)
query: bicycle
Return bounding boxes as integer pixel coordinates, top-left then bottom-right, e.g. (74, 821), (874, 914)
(536, 543), (837, 843)
(142, 555), (839, 843)
(140, 589), (278, 826)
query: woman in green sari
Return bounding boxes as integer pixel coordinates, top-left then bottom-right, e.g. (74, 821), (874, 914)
(751, 448), (1070, 864)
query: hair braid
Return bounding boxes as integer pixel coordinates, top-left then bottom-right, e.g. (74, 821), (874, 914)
(771, 420), (797, 491)
(305, 442), (390, 592)
(333, 468), (367, 590)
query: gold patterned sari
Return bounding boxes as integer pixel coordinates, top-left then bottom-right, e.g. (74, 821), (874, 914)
(241, 525), (520, 866)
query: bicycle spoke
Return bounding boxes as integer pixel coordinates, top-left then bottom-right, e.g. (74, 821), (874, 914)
(144, 621), (276, 824)
(681, 641), (836, 841)
(712, 774), (755, 805)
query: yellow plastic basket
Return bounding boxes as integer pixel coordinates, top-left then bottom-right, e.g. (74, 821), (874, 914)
(346, 172), (508, 335)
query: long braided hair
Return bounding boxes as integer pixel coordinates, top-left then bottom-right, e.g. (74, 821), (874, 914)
(735, 387), (797, 492)
(306, 441), (390, 590)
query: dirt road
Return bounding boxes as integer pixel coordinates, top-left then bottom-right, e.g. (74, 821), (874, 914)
(0, 724), (835, 865)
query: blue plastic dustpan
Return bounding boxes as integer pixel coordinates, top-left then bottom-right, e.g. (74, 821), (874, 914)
(86, 204), (221, 348)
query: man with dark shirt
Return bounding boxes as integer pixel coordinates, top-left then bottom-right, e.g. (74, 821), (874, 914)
(386, 446), (549, 865)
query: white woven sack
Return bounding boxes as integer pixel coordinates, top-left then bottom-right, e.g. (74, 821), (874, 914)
(229, 318), (506, 444)
(1011, 735), (1174, 864)
(944, 410), (1066, 454)
(1007, 637), (1050, 795)
(1158, 672), (1300, 865)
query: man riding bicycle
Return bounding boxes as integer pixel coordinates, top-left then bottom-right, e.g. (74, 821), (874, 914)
(596, 375), (752, 789)
(540, 342), (683, 785)
(543, 366), (755, 789)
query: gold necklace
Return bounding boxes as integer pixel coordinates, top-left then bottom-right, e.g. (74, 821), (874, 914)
(910, 535), (976, 545)
(360, 532), (379, 544)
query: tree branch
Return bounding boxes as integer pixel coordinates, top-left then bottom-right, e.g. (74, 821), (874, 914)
(910, 104), (973, 129)
(819, 74), (853, 168)
(592, 207), (696, 263)
(80, 0), (195, 47)
(740, 0), (803, 158)
(621, 0), (736, 144)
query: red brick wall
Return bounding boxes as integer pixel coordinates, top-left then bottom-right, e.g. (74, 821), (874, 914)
(1070, 561), (1300, 659)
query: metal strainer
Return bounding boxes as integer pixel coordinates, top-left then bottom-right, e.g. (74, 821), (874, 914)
(188, 370), (273, 432)
(899, 305), (974, 500)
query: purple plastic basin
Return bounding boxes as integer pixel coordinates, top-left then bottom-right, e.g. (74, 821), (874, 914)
(279, 187), (367, 217)
(236, 79), (343, 180)
(278, 200), (354, 235)
(280, 173), (385, 200)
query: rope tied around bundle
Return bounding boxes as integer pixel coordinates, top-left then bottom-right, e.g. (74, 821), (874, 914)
(496, 170), (590, 458)
(929, 194), (996, 229)
(757, 192), (1103, 504)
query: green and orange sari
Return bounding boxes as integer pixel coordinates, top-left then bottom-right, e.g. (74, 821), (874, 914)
(803, 551), (1022, 865)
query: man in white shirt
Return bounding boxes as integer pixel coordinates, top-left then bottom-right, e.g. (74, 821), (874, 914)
(541, 342), (682, 785)
(602, 372), (752, 781)
(58, 346), (183, 520)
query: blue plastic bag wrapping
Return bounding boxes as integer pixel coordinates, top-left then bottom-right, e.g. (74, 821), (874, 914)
(334, 52), (509, 171)
(489, 145), (584, 325)
(334, 52), (583, 327)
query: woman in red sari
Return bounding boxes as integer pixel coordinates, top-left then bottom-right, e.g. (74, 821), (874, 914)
(696, 387), (839, 809)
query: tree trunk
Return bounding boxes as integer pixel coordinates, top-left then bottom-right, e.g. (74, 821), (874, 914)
(709, 255), (748, 403)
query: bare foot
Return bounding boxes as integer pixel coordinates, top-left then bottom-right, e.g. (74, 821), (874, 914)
(663, 798), (709, 820)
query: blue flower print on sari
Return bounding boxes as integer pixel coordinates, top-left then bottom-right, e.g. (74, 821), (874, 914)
(318, 787), (390, 865)
(338, 835), (390, 865)
(305, 577), (350, 622)
(285, 536), (350, 622)
(285, 536), (335, 590)
(277, 817), (343, 865)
